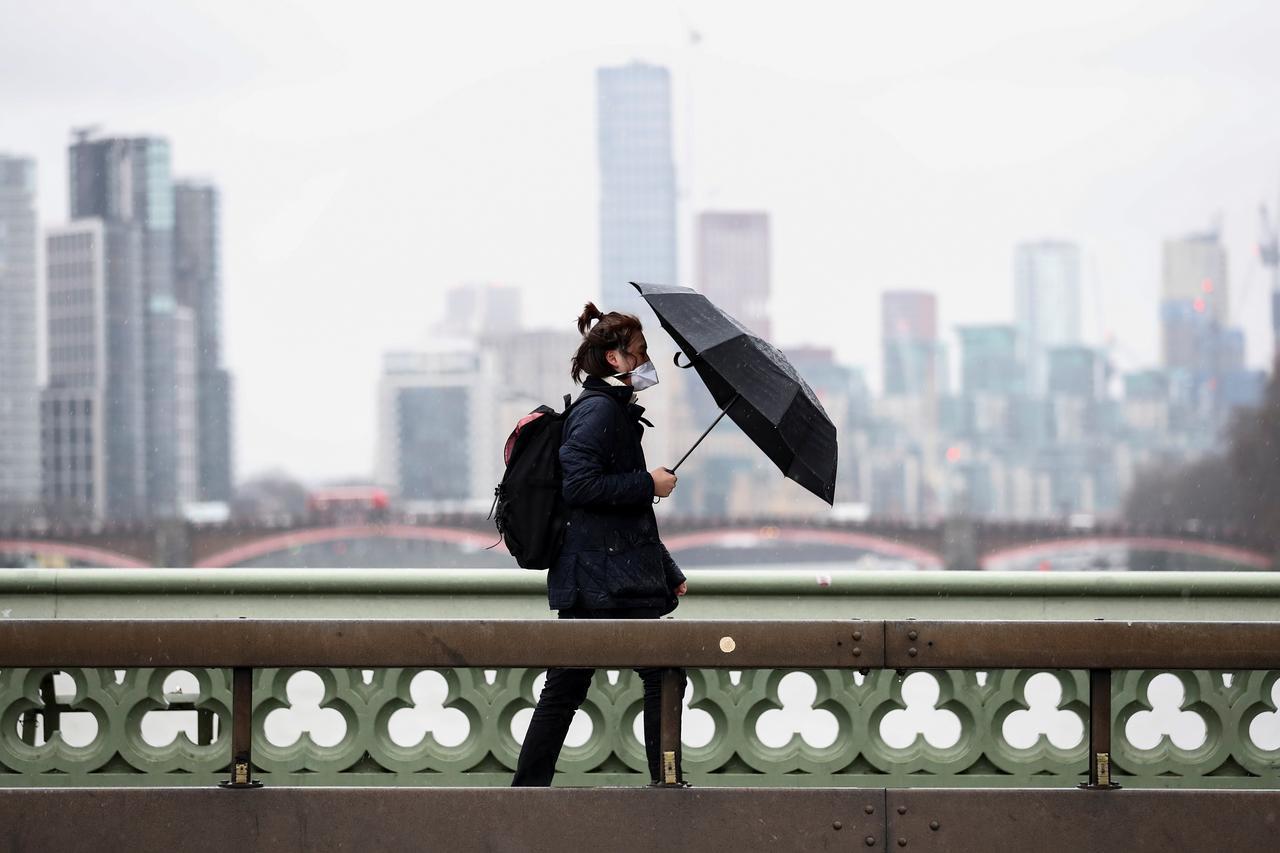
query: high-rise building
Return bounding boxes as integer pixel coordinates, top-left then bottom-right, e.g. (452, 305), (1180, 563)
(1014, 241), (1081, 396)
(882, 291), (938, 397)
(1160, 231), (1229, 370)
(174, 182), (234, 502)
(479, 327), (579, 407)
(597, 62), (677, 317)
(1162, 232), (1228, 322)
(0, 156), (41, 518)
(375, 344), (499, 508)
(1047, 346), (1105, 400)
(42, 221), (148, 520)
(69, 132), (194, 516)
(1160, 231), (1235, 418)
(958, 325), (1021, 396)
(696, 211), (771, 339)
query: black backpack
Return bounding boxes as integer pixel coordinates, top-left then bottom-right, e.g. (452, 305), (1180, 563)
(489, 390), (606, 569)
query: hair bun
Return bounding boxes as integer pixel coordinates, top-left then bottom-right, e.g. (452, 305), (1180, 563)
(576, 301), (605, 335)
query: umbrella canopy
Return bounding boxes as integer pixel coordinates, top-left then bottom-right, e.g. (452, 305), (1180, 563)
(631, 281), (838, 505)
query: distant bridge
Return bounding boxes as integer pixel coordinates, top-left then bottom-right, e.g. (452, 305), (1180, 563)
(2, 514), (1275, 570)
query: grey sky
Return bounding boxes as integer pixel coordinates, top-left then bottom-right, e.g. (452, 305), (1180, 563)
(4, 0), (1279, 482)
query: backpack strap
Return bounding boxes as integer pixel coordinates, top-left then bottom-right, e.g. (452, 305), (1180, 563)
(572, 388), (613, 407)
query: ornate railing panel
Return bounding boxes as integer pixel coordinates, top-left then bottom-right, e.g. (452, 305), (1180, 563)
(4, 665), (1278, 787)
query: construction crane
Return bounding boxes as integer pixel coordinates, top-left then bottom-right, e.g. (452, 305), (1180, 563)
(1260, 200), (1280, 362)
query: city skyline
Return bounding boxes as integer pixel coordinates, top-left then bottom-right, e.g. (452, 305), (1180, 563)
(5, 130), (236, 523)
(4, 1), (1280, 482)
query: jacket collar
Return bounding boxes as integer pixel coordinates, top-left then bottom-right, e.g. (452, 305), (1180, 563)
(581, 376), (652, 428)
(583, 375), (634, 403)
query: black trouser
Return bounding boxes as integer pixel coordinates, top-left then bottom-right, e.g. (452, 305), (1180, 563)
(511, 606), (687, 787)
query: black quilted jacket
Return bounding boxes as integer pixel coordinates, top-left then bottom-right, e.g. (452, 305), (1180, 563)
(546, 376), (685, 612)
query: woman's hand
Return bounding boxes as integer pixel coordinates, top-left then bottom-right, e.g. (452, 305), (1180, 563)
(674, 581), (688, 596)
(651, 467), (677, 497)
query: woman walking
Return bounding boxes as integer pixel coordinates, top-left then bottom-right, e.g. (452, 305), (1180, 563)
(511, 302), (688, 787)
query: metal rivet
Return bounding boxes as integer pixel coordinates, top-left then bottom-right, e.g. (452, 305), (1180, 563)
(719, 636), (736, 653)
(853, 647), (862, 657)
(853, 631), (862, 641)
(833, 821), (842, 831)
(908, 648), (918, 657)
(908, 630), (918, 640)
(864, 805), (875, 815)
(865, 838), (876, 847)
(897, 806), (907, 815)
(898, 839), (908, 848)
(930, 821), (940, 831)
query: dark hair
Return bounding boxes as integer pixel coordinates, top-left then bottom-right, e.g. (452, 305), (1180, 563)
(570, 302), (644, 384)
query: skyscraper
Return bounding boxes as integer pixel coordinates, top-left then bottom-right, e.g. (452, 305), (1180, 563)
(882, 291), (938, 397)
(1160, 230), (1236, 415)
(375, 345), (498, 507)
(0, 156), (40, 517)
(958, 325), (1022, 396)
(1047, 345), (1105, 400)
(1014, 241), (1081, 396)
(69, 132), (195, 517)
(42, 221), (148, 520)
(174, 182), (234, 502)
(597, 62), (677, 317)
(1162, 232), (1228, 322)
(697, 211), (771, 339)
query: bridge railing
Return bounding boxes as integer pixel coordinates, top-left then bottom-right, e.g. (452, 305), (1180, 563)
(5, 615), (1280, 851)
(6, 569), (1280, 790)
(3, 616), (1279, 790)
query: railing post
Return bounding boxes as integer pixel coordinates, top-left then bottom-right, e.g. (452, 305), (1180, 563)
(18, 708), (36, 746)
(658, 668), (684, 786)
(197, 708), (214, 746)
(38, 673), (60, 737)
(20, 673), (60, 745)
(219, 667), (261, 789)
(1080, 668), (1120, 790)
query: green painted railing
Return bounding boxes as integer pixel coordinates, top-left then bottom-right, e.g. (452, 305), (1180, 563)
(2, 569), (1279, 788)
(7, 567), (1280, 619)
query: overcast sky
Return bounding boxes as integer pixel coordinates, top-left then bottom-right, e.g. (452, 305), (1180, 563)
(4, 0), (1280, 483)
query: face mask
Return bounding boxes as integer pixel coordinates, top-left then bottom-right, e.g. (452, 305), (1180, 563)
(628, 359), (660, 392)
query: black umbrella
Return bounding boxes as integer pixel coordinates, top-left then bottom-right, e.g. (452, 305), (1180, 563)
(631, 281), (838, 505)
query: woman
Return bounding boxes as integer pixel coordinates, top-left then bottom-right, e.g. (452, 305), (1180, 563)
(511, 302), (688, 787)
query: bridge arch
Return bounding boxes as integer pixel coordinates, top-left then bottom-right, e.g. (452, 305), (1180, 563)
(662, 526), (943, 567)
(0, 539), (151, 568)
(195, 524), (507, 568)
(981, 536), (1273, 571)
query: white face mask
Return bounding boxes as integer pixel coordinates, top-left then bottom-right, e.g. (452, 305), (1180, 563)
(629, 359), (660, 392)
(615, 355), (660, 392)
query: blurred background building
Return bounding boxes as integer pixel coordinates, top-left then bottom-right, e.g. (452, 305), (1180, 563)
(1014, 240), (1082, 397)
(597, 62), (678, 318)
(696, 211), (771, 340)
(0, 156), (41, 521)
(174, 181), (234, 504)
(26, 130), (237, 523)
(68, 132), (193, 518)
(42, 220), (148, 520)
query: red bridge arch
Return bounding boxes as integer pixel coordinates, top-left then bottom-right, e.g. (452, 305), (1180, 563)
(194, 524), (507, 568)
(981, 536), (1273, 570)
(662, 527), (943, 567)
